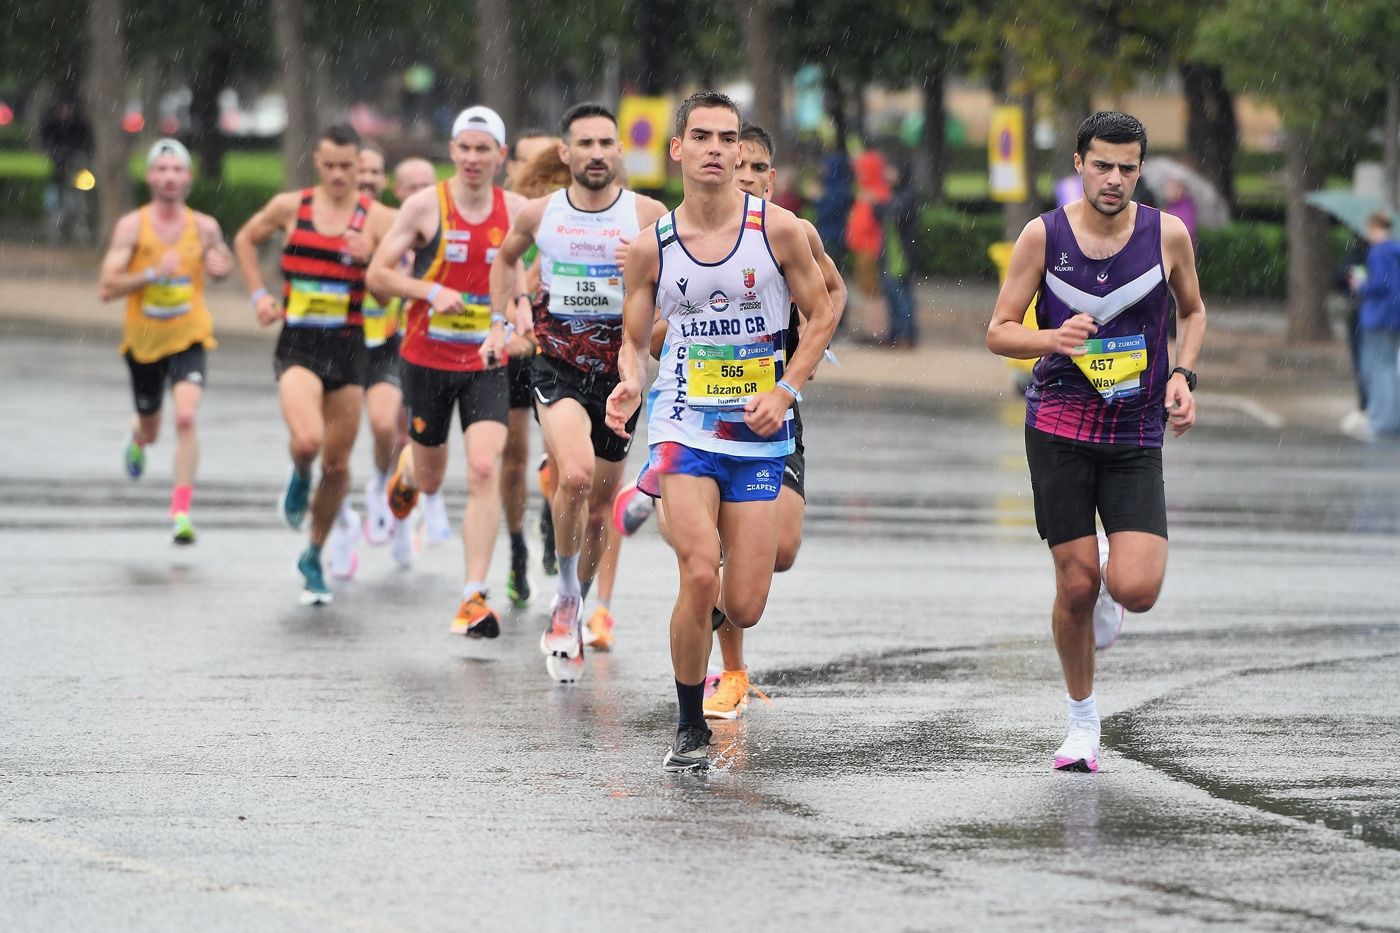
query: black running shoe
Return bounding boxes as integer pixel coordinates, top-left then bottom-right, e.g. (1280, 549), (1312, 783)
(507, 543), (532, 608)
(662, 725), (713, 772)
(540, 504), (558, 576)
(711, 607), (728, 632)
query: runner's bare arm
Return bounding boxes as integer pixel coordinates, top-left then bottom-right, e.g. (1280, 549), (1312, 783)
(97, 211), (149, 301)
(649, 315), (667, 360)
(606, 225), (661, 438)
(986, 218), (1095, 359)
(1163, 212), (1205, 436)
(489, 195), (547, 319)
(194, 213), (232, 279)
(233, 192), (299, 300)
(366, 187), (440, 304)
(767, 207), (834, 392)
(504, 191), (535, 338)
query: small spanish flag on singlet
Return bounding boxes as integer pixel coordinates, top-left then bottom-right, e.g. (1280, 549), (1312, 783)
(744, 206), (764, 231)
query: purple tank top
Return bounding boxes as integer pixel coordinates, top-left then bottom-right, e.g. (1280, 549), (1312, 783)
(1025, 204), (1171, 447)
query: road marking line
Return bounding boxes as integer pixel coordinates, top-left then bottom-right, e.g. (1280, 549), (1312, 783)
(1196, 392), (1285, 429)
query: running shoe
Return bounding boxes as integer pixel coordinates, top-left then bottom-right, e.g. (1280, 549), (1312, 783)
(703, 669), (770, 721)
(280, 467), (311, 530)
(123, 434), (145, 480)
(1094, 532), (1124, 651)
(422, 493), (453, 545)
(386, 446), (418, 520)
(390, 509), (417, 569)
(297, 547), (332, 606)
(450, 591), (501, 639)
(583, 605), (614, 651)
(1053, 720), (1101, 773)
(612, 481), (655, 536)
(327, 504), (361, 581)
(363, 474), (395, 546)
(662, 725), (713, 773)
(507, 544), (532, 608)
(539, 503), (558, 576)
(170, 511), (197, 546)
(703, 664), (723, 698)
(540, 594), (582, 658)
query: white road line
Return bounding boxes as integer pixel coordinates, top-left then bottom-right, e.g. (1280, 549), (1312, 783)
(1195, 392), (1285, 429)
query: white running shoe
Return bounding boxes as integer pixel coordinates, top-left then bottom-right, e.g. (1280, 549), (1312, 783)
(327, 503), (360, 581)
(422, 492), (454, 545)
(1053, 719), (1101, 773)
(1093, 532), (1124, 651)
(540, 594), (582, 659)
(391, 509), (417, 569)
(363, 474), (395, 546)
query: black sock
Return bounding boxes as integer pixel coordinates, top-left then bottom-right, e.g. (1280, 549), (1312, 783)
(510, 530), (526, 555)
(676, 679), (706, 729)
(580, 577), (593, 601)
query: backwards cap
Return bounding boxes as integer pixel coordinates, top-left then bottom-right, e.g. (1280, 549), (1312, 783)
(450, 106), (507, 148)
(146, 138), (192, 170)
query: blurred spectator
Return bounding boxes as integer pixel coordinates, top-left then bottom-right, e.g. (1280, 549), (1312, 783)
(878, 157), (919, 349)
(1160, 178), (1198, 250)
(1334, 235), (1370, 414)
(39, 96), (92, 186)
(814, 146), (853, 284)
(845, 146), (890, 343)
(1349, 211), (1400, 440)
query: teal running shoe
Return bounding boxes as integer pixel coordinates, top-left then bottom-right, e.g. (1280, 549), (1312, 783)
(171, 511), (197, 545)
(280, 468), (311, 529)
(124, 434), (146, 480)
(297, 547), (332, 606)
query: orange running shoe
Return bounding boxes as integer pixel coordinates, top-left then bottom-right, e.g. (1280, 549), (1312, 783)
(537, 454), (557, 500)
(583, 605), (615, 651)
(387, 446), (419, 520)
(450, 591), (500, 639)
(703, 669), (770, 720)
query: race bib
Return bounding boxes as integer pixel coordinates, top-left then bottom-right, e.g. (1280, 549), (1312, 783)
(285, 278), (351, 328)
(428, 293), (492, 344)
(362, 296), (398, 348)
(1073, 334), (1147, 401)
(142, 276), (193, 319)
(686, 341), (777, 411)
(547, 262), (623, 320)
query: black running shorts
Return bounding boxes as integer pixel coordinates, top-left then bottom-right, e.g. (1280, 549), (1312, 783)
(363, 334), (402, 390)
(274, 326), (368, 393)
(781, 404), (806, 499)
(126, 344), (207, 415)
(1024, 424), (1168, 547)
(403, 361), (509, 447)
(507, 354), (534, 410)
(530, 353), (637, 463)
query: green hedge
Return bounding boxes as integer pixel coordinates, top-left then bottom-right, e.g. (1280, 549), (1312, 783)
(913, 206), (1005, 281)
(1196, 221), (1352, 299)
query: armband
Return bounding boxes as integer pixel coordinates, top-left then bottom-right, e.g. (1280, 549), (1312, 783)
(777, 379), (802, 403)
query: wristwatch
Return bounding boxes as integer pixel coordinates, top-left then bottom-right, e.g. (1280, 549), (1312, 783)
(1171, 366), (1197, 391)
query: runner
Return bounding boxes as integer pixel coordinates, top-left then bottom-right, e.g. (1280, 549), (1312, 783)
(500, 130), (563, 606)
(606, 91), (837, 771)
(98, 138), (232, 545)
(985, 111), (1206, 772)
(369, 106), (529, 637)
(610, 120), (849, 718)
(490, 102), (668, 680)
(233, 124), (394, 605)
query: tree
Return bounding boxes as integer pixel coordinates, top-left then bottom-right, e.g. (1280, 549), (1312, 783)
(87, 0), (130, 237)
(273, 0), (314, 188)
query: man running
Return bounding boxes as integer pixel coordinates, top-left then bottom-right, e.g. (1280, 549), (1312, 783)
(986, 112), (1206, 773)
(499, 128), (560, 606)
(490, 102), (668, 677)
(607, 91), (837, 771)
(99, 138), (232, 544)
(369, 106), (528, 637)
(233, 124), (394, 605)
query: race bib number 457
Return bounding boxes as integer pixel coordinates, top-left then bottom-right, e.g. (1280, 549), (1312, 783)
(1073, 334), (1148, 401)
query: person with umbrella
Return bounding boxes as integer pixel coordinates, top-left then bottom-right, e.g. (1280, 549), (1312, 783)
(1348, 210), (1400, 440)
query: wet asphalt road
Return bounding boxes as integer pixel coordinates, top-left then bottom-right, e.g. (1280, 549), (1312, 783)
(3, 323), (1400, 932)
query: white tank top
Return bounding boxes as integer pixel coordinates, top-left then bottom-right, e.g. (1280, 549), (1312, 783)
(647, 193), (795, 458)
(534, 188), (639, 322)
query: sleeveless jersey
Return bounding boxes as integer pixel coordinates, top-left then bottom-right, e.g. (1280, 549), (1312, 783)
(279, 189), (372, 330)
(121, 207), (216, 363)
(532, 188), (639, 375)
(1027, 204), (1172, 447)
(400, 182), (511, 372)
(648, 194), (795, 458)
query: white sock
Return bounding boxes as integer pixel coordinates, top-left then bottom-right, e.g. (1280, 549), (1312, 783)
(558, 554), (581, 598)
(463, 580), (485, 599)
(1067, 693), (1099, 728)
(423, 490), (442, 509)
(374, 469), (388, 490)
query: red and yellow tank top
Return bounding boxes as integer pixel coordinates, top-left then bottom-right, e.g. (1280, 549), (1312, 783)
(279, 188), (371, 330)
(121, 207), (216, 363)
(400, 182), (511, 372)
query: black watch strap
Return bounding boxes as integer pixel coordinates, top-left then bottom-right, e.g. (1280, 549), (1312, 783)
(1171, 366), (1197, 391)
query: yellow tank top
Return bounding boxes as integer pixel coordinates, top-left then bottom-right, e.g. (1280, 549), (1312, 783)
(121, 207), (216, 363)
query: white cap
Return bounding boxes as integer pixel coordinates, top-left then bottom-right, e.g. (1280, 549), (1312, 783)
(146, 138), (192, 170)
(450, 106), (507, 148)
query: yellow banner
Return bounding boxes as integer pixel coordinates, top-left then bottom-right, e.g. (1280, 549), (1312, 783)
(619, 95), (671, 189)
(988, 105), (1028, 203)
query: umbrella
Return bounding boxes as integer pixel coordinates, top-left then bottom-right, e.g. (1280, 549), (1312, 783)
(1141, 157), (1230, 229)
(1303, 190), (1397, 237)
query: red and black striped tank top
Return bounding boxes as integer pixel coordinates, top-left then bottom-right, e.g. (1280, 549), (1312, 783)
(279, 188), (372, 329)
